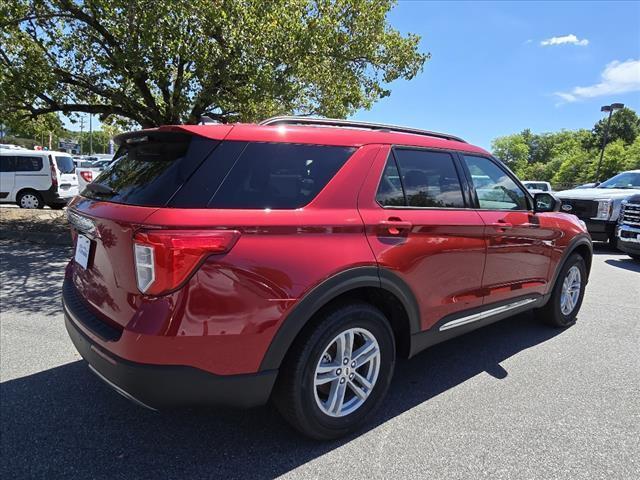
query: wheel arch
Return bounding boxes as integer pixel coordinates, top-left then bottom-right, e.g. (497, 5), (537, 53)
(259, 266), (421, 371)
(550, 234), (593, 290)
(15, 188), (44, 207)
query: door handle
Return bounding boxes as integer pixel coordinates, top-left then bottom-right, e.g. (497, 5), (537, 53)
(489, 220), (513, 229)
(378, 218), (412, 236)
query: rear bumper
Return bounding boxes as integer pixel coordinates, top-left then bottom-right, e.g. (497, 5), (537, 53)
(63, 282), (278, 410)
(41, 186), (74, 205)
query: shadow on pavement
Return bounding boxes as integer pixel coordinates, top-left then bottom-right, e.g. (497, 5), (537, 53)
(0, 242), (72, 316)
(604, 258), (640, 273)
(1, 311), (566, 479)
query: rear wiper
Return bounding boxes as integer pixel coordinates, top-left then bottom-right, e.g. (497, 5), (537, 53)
(86, 183), (118, 196)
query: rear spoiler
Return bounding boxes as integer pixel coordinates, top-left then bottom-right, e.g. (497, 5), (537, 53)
(113, 125), (233, 146)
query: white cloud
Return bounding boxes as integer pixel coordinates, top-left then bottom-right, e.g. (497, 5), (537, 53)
(555, 59), (640, 103)
(540, 34), (589, 47)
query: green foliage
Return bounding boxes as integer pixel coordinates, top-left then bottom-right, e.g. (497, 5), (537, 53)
(492, 108), (639, 189)
(491, 134), (529, 169)
(1, 110), (64, 139)
(589, 107), (640, 148)
(0, 0), (428, 127)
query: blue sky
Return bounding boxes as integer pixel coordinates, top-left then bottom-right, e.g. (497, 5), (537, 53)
(352, 0), (640, 149)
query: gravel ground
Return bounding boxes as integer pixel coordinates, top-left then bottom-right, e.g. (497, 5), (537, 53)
(1, 241), (638, 479)
(0, 205), (70, 244)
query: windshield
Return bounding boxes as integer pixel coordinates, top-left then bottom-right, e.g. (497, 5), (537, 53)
(54, 155), (75, 174)
(598, 172), (640, 189)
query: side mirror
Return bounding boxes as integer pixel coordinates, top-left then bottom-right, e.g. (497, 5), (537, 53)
(534, 192), (561, 213)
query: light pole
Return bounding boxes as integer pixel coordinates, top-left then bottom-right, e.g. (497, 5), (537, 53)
(79, 116), (85, 155)
(595, 102), (624, 182)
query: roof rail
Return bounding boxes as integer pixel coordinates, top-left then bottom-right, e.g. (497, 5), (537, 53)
(259, 116), (466, 143)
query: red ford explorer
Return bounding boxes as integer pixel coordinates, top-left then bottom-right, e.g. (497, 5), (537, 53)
(63, 116), (592, 439)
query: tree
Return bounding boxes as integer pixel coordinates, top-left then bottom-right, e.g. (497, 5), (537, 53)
(589, 107), (640, 148)
(622, 137), (640, 171)
(1, 110), (64, 139)
(0, 0), (428, 127)
(491, 133), (529, 167)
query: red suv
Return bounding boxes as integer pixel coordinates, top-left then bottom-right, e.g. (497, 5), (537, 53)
(63, 116), (592, 439)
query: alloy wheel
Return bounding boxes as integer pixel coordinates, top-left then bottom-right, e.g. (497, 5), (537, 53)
(313, 327), (381, 418)
(560, 265), (581, 315)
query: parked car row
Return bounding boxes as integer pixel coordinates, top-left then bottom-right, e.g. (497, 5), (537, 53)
(554, 170), (640, 245)
(0, 148), (114, 208)
(519, 171), (640, 260)
(0, 147), (79, 209)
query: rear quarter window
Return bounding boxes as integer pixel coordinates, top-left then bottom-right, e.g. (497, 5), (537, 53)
(207, 142), (355, 209)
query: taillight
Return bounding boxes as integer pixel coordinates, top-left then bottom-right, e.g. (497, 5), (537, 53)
(48, 155), (58, 188)
(80, 171), (93, 182)
(133, 229), (240, 295)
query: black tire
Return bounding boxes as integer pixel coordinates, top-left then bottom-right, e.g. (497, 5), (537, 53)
(48, 204), (65, 210)
(16, 190), (44, 209)
(629, 254), (640, 262)
(273, 302), (395, 440)
(536, 253), (587, 328)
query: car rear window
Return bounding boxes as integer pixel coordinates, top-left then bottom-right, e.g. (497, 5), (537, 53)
(54, 155), (75, 174)
(83, 133), (219, 207)
(170, 141), (355, 209)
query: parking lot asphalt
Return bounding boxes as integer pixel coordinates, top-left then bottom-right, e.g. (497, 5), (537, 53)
(1, 240), (639, 480)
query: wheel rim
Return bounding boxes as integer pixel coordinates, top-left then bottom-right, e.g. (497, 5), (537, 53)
(560, 265), (581, 315)
(20, 194), (39, 209)
(313, 327), (381, 418)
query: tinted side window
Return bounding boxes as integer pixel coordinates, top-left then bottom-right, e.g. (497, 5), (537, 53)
(393, 149), (465, 208)
(0, 156), (17, 172)
(14, 156), (43, 172)
(376, 154), (406, 206)
(463, 155), (528, 210)
(208, 143), (354, 209)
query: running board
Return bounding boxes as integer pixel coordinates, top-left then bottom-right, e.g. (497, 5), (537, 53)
(439, 298), (538, 332)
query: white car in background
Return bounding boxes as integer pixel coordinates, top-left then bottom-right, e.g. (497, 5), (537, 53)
(75, 160), (101, 191)
(75, 154), (114, 191)
(0, 148), (79, 209)
(522, 181), (553, 194)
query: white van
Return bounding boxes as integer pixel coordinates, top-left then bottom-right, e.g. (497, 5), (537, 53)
(0, 148), (79, 209)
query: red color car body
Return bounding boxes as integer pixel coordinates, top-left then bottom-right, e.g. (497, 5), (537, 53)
(63, 117), (592, 439)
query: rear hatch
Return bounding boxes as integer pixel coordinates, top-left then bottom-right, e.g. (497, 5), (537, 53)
(67, 128), (227, 327)
(52, 153), (79, 198)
